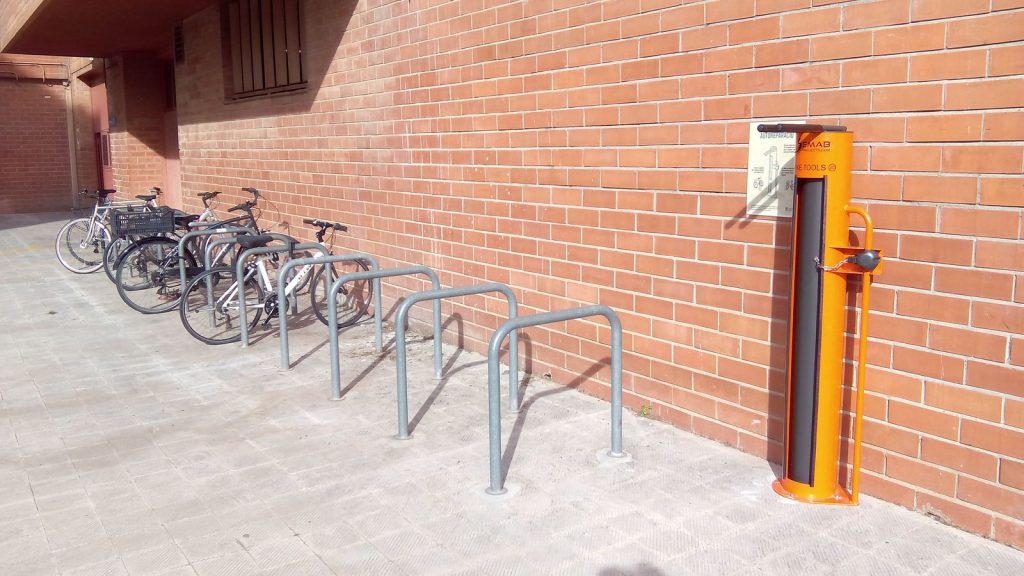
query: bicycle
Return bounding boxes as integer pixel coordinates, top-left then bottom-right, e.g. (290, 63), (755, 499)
(102, 190), (221, 283)
(54, 189), (156, 273)
(179, 218), (372, 345)
(113, 188), (264, 314)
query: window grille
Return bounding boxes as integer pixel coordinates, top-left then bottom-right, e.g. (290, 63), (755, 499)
(225, 0), (306, 99)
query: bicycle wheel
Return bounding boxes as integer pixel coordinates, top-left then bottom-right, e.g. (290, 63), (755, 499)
(55, 217), (111, 274)
(310, 259), (373, 329)
(114, 237), (197, 314)
(102, 236), (139, 283)
(180, 267), (264, 345)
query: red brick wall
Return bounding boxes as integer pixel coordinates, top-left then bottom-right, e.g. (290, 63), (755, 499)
(0, 55), (73, 213)
(106, 53), (168, 196)
(174, 0), (1024, 547)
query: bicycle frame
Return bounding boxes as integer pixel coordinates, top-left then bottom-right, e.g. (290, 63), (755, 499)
(81, 197), (149, 248)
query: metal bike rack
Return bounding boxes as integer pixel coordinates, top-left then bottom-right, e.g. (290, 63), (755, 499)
(328, 266), (441, 401)
(276, 252), (380, 369)
(235, 240), (329, 347)
(206, 232), (292, 271)
(485, 304), (625, 495)
(394, 283), (520, 440)
(176, 226), (253, 289)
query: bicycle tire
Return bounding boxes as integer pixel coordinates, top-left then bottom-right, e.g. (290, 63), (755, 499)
(102, 236), (140, 283)
(310, 259), (373, 329)
(179, 267), (264, 345)
(114, 237), (197, 314)
(55, 217), (111, 274)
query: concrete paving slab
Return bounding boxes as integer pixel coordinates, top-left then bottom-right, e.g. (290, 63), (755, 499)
(2, 212), (1022, 575)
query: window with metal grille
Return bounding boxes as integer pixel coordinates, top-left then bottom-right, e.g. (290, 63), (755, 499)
(225, 0), (306, 99)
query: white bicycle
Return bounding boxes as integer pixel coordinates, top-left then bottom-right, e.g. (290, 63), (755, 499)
(179, 219), (372, 345)
(54, 189), (156, 274)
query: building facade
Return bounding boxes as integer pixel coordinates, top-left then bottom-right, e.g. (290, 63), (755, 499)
(3, 0), (1022, 548)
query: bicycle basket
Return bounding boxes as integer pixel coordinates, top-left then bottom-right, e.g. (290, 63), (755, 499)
(111, 209), (175, 237)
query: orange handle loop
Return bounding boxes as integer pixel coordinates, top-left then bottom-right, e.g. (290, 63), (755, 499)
(844, 204), (874, 504)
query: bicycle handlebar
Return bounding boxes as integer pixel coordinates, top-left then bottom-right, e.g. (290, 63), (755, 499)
(302, 218), (348, 232)
(242, 187), (260, 198)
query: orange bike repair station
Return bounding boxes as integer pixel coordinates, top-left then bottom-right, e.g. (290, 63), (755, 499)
(757, 124), (883, 505)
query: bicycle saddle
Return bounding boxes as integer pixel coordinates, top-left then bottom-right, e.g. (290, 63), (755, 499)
(174, 214), (200, 227)
(98, 189), (117, 198)
(135, 194), (158, 202)
(236, 234), (275, 250)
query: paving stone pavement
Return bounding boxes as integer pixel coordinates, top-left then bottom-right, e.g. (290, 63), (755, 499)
(2, 212), (1022, 576)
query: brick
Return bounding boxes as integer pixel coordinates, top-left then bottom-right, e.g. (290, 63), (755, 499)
(682, 74), (728, 98)
(860, 472), (917, 508)
(809, 88), (871, 115)
(944, 209), (1021, 242)
(994, 518), (1024, 551)
(887, 453), (956, 495)
(933, 319), (1011, 360)
(958, 476), (1024, 520)
(867, 203), (936, 232)
(852, 172), (902, 200)
(906, 114), (983, 143)
(781, 62), (840, 90)
(942, 146), (1024, 175)
(925, 381), (1004, 422)
(703, 96), (752, 121)
(810, 30), (873, 61)
(893, 346), (965, 383)
(936, 264), (1015, 302)
(947, 11), (1024, 48)
(975, 240), (1024, 272)
(898, 291), (970, 324)
(843, 0), (911, 30)
(757, 0), (812, 15)
(1003, 458), (1024, 491)
(990, 45), (1024, 77)
(782, 7), (841, 37)
(1013, 340), (1024, 369)
(876, 259), (932, 290)
(911, 0), (990, 21)
(682, 24), (728, 51)
(980, 178), (1024, 208)
(983, 112), (1024, 142)
(967, 360), (1024, 397)
(946, 79), (1024, 111)
(871, 145), (941, 172)
(754, 39), (809, 67)
(863, 419), (920, 456)
(908, 50), (986, 83)
(706, 0), (756, 24)
(871, 84), (943, 113)
(842, 56), (908, 86)
(916, 493), (993, 537)
(728, 16), (781, 44)
(706, 46), (755, 73)
(962, 419), (1024, 460)
(865, 366), (923, 401)
(874, 22), (945, 55)
(905, 176), (974, 204)
(889, 400), (961, 441)
(727, 69), (779, 94)
(921, 437), (999, 481)
(872, 312), (928, 345)
(752, 92), (808, 117)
